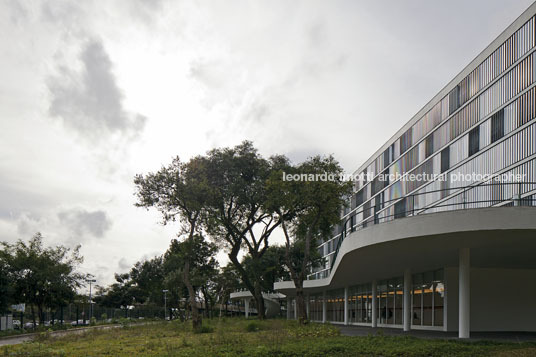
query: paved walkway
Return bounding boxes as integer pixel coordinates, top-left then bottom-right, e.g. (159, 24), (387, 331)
(0, 324), (121, 347)
(337, 325), (536, 342)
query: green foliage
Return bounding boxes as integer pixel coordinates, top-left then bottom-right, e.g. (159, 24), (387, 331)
(245, 321), (261, 332)
(90, 317), (97, 326)
(195, 325), (214, 334)
(0, 233), (85, 322)
(100, 313), (107, 321)
(3, 318), (536, 357)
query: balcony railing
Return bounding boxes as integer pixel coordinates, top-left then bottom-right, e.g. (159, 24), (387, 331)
(307, 181), (536, 280)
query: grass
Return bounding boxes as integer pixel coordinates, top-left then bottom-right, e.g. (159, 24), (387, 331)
(2, 318), (536, 356)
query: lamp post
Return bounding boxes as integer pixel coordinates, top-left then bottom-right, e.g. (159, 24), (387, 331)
(162, 290), (169, 320)
(87, 279), (96, 321)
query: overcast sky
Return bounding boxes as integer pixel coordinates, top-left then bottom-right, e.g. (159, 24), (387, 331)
(1, 0), (534, 287)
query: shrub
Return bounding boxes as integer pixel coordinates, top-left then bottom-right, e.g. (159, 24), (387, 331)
(245, 321), (261, 332)
(90, 317), (97, 326)
(100, 313), (108, 321)
(195, 325), (214, 334)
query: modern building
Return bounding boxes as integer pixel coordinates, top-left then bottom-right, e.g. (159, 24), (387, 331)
(275, 2), (536, 338)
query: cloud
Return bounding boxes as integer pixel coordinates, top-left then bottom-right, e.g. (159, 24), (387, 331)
(117, 257), (131, 271)
(47, 39), (147, 141)
(57, 208), (112, 239)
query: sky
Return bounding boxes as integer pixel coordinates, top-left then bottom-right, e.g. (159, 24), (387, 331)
(1, 0), (534, 288)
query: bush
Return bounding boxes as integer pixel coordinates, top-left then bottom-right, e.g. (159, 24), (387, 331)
(245, 321), (261, 332)
(90, 317), (97, 326)
(100, 313), (107, 321)
(195, 325), (214, 334)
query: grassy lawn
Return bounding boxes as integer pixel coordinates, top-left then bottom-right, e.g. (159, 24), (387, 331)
(2, 318), (536, 356)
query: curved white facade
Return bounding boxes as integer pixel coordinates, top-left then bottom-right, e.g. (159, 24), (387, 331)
(275, 2), (536, 338)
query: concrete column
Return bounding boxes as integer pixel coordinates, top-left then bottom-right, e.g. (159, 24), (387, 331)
(459, 248), (470, 338)
(371, 280), (377, 328)
(244, 299), (250, 319)
(322, 291), (327, 323)
(403, 268), (412, 332)
(306, 295), (310, 317)
(344, 287), (349, 325)
(294, 299), (297, 319)
(286, 298), (291, 319)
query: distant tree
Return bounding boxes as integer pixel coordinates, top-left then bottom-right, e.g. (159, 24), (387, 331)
(0, 253), (13, 314)
(135, 156), (212, 331)
(95, 273), (138, 310)
(163, 235), (219, 318)
(204, 141), (282, 319)
(129, 256), (165, 304)
(267, 155), (351, 323)
(241, 245), (290, 293)
(1, 233), (85, 324)
(213, 264), (242, 316)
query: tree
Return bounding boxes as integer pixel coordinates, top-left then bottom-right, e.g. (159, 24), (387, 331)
(267, 155), (351, 323)
(129, 256), (165, 305)
(1, 233), (85, 325)
(213, 264), (242, 316)
(135, 157), (212, 331)
(163, 236), (219, 318)
(241, 245), (290, 293)
(204, 141), (282, 319)
(0, 252), (13, 314)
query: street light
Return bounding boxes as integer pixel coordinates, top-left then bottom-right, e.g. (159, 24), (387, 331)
(87, 279), (97, 321)
(162, 289), (169, 320)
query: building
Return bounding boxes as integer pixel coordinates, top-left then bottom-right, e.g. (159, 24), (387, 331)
(275, 2), (536, 338)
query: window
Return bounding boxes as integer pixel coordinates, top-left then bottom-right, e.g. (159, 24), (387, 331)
(412, 269), (444, 327)
(440, 147), (450, 173)
(491, 109), (505, 143)
(425, 136), (434, 158)
(355, 189), (364, 207)
(400, 128), (413, 154)
(468, 126), (480, 156)
(448, 85), (460, 115)
(394, 198), (406, 219)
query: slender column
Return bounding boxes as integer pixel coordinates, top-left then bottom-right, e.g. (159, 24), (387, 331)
(244, 299), (249, 319)
(459, 248), (470, 338)
(344, 287), (349, 325)
(322, 291), (327, 323)
(403, 268), (412, 332)
(306, 295), (310, 317)
(371, 280), (378, 328)
(286, 298), (291, 320)
(294, 299), (297, 319)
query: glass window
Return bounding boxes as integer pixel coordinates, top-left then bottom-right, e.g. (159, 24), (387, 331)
(412, 269), (444, 327)
(425, 136), (434, 158)
(440, 147), (450, 173)
(491, 109), (505, 143)
(469, 126), (480, 156)
(394, 198), (406, 219)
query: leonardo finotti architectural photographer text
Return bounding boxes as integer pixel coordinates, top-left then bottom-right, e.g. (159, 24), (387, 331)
(282, 171), (526, 183)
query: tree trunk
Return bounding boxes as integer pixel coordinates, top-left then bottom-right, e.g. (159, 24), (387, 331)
(31, 305), (36, 329)
(184, 259), (201, 331)
(253, 282), (265, 320)
(281, 219), (312, 324)
(228, 252), (266, 319)
(294, 281), (308, 323)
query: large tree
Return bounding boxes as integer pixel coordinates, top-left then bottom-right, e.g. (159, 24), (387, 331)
(267, 155), (351, 323)
(134, 156), (212, 331)
(203, 141), (282, 319)
(1, 233), (85, 325)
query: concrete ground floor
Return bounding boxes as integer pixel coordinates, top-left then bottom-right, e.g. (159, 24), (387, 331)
(284, 248), (536, 339)
(337, 325), (536, 342)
